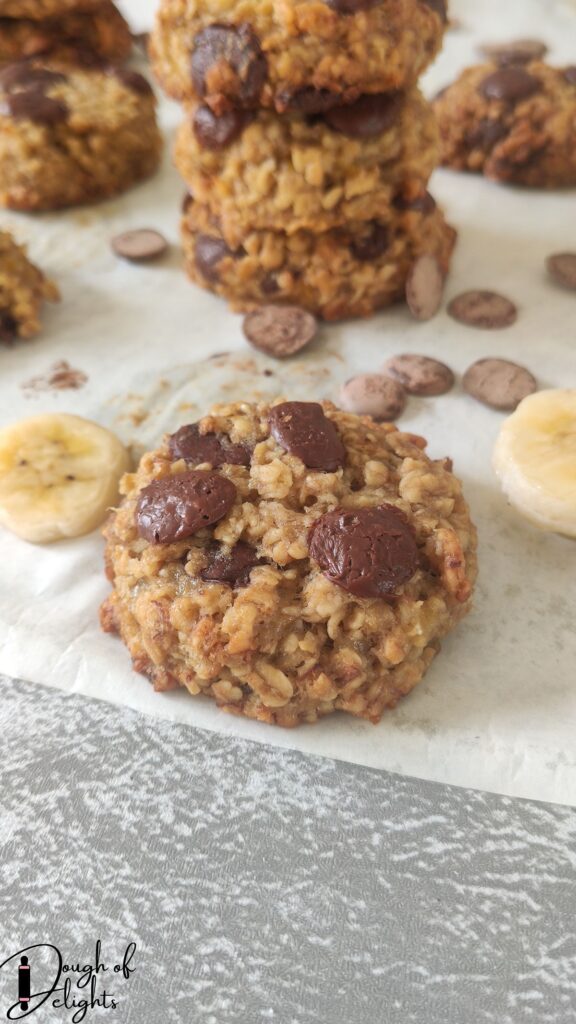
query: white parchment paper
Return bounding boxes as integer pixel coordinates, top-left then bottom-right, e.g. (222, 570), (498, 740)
(1, 0), (575, 805)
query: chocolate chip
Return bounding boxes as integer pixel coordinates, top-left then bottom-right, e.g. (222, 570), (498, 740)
(136, 470), (237, 544)
(278, 87), (340, 114)
(0, 63), (67, 92)
(339, 374), (406, 421)
(463, 358), (537, 411)
(269, 402), (345, 472)
(465, 118), (508, 151)
(201, 541), (264, 587)
(324, 92), (403, 137)
(394, 191), (437, 214)
(0, 90), (69, 124)
(168, 423), (251, 467)
(327, 0), (381, 11)
(479, 38), (548, 66)
(0, 311), (17, 342)
(350, 223), (390, 261)
(565, 67), (576, 85)
(243, 305), (317, 359)
(191, 24), (267, 107)
(479, 68), (540, 103)
(309, 505), (420, 599)
(406, 255), (445, 321)
(111, 229), (168, 263)
(182, 191), (194, 214)
(421, 0), (448, 21)
(448, 290), (518, 329)
(195, 235), (235, 282)
(109, 67), (154, 96)
(261, 273), (280, 295)
(193, 104), (251, 148)
(382, 354), (455, 396)
(546, 252), (576, 292)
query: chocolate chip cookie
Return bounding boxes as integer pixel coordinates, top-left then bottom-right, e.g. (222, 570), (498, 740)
(0, 3), (132, 68)
(101, 399), (477, 727)
(181, 193), (456, 320)
(0, 60), (162, 210)
(434, 61), (576, 187)
(175, 90), (439, 243)
(0, 230), (59, 341)
(150, 0), (447, 113)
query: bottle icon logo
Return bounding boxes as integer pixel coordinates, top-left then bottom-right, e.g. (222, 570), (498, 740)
(18, 956), (30, 1011)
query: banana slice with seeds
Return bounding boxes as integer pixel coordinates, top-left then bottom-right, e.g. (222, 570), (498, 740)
(493, 389), (576, 539)
(0, 413), (131, 544)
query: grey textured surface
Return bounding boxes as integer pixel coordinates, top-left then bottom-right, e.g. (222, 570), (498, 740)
(1, 676), (575, 1024)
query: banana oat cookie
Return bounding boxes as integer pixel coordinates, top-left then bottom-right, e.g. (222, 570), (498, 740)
(175, 90), (439, 243)
(0, 60), (161, 210)
(181, 194), (456, 320)
(101, 400), (477, 726)
(434, 61), (576, 187)
(151, 0), (447, 112)
(0, 230), (59, 341)
(0, 3), (132, 67)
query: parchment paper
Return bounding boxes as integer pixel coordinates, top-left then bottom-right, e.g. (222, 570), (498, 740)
(1, 0), (575, 805)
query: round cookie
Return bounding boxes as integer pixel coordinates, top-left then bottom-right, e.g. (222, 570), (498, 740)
(0, 230), (59, 341)
(0, 3), (132, 67)
(175, 90), (440, 242)
(0, 60), (162, 211)
(150, 0), (447, 113)
(181, 194), (456, 320)
(433, 61), (576, 188)
(1, 0), (102, 16)
(101, 400), (477, 727)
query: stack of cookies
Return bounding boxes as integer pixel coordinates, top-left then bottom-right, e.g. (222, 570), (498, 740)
(151, 0), (454, 321)
(0, 0), (133, 68)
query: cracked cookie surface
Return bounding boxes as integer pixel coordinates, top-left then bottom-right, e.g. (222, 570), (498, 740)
(434, 61), (576, 188)
(0, 59), (162, 210)
(151, 0), (447, 112)
(0, 230), (59, 341)
(101, 399), (477, 727)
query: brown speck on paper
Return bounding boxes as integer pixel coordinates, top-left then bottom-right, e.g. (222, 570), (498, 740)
(22, 360), (88, 395)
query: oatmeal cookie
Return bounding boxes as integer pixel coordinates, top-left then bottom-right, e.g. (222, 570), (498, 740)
(0, 4), (132, 67)
(0, 230), (59, 341)
(433, 61), (576, 187)
(0, 60), (161, 210)
(101, 400), (477, 727)
(175, 90), (439, 243)
(150, 0), (447, 112)
(181, 194), (456, 320)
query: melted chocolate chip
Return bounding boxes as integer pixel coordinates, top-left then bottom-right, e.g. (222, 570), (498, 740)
(193, 104), (251, 149)
(109, 68), (154, 96)
(0, 63), (67, 93)
(195, 235), (235, 282)
(169, 423), (251, 467)
(466, 118), (508, 151)
(136, 471), (237, 544)
(0, 90), (69, 124)
(327, 0), (381, 11)
(324, 92), (403, 137)
(350, 223), (390, 261)
(182, 191), (194, 213)
(278, 87), (340, 114)
(0, 311), (17, 342)
(191, 23), (267, 107)
(269, 402), (346, 472)
(201, 541), (265, 587)
(309, 505), (420, 598)
(479, 68), (540, 103)
(394, 191), (437, 214)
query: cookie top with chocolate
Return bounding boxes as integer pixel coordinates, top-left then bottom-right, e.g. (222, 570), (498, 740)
(433, 60), (576, 188)
(101, 399), (477, 728)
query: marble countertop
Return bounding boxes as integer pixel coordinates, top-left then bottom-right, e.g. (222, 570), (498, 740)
(1, 676), (575, 1023)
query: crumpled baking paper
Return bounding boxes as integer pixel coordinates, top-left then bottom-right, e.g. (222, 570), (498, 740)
(1, 0), (575, 805)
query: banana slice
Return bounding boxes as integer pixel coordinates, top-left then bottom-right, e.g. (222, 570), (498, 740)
(0, 413), (131, 544)
(493, 389), (576, 538)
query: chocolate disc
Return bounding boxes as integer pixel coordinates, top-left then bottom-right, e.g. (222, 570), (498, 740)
(269, 402), (345, 471)
(111, 229), (168, 263)
(201, 541), (264, 587)
(243, 305), (317, 358)
(136, 471), (237, 544)
(168, 423), (251, 467)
